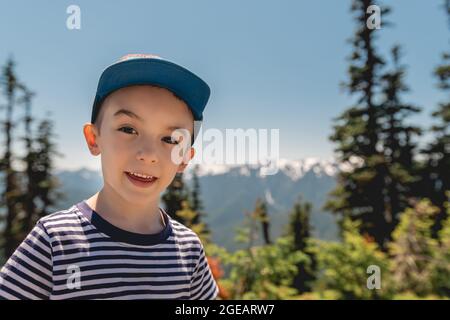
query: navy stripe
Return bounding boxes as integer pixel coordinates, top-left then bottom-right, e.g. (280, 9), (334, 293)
(53, 245), (201, 257)
(52, 271), (191, 287)
(63, 289), (190, 300)
(52, 262), (196, 276)
(51, 237), (199, 247)
(53, 253), (199, 266)
(52, 279), (192, 295)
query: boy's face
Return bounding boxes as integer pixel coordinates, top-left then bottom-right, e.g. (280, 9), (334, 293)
(83, 85), (195, 205)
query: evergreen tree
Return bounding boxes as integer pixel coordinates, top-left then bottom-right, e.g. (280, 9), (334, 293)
(326, 1), (422, 249)
(418, 0), (450, 238)
(254, 198), (271, 245)
(16, 85), (39, 237)
(378, 45), (422, 238)
(0, 58), (23, 259)
(325, 0), (390, 248)
(161, 172), (190, 225)
(286, 196), (316, 294)
(0, 61), (63, 260)
(31, 113), (64, 220)
(189, 164), (210, 237)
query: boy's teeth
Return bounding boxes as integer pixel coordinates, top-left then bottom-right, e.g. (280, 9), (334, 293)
(129, 172), (154, 179)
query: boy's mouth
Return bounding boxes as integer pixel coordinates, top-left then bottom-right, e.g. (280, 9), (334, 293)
(125, 171), (158, 187)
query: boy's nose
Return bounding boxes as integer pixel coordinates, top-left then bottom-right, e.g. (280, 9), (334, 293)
(136, 146), (158, 164)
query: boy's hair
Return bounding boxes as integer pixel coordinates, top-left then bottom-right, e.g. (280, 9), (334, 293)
(93, 85), (196, 147)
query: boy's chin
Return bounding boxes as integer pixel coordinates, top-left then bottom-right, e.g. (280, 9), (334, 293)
(123, 188), (160, 203)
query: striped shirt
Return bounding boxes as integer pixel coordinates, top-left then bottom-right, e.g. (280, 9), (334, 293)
(0, 200), (219, 300)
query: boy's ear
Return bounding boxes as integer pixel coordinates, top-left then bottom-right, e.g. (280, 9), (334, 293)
(176, 147), (195, 173)
(83, 123), (101, 156)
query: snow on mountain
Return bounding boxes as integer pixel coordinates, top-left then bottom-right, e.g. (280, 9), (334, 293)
(184, 157), (343, 181)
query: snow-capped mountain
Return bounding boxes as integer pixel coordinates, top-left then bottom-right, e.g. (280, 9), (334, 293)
(183, 157), (342, 181)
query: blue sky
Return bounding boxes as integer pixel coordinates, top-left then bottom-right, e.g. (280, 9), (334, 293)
(0, 0), (448, 171)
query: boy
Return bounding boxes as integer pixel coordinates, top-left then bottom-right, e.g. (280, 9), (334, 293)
(0, 54), (219, 300)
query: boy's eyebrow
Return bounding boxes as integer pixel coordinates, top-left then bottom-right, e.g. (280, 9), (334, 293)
(114, 108), (187, 131)
(113, 108), (143, 122)
(166, 125), (184, 131)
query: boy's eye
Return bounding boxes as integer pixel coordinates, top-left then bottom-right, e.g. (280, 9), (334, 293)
(162, 136), (179, 145)
(118, 126), (137, 135)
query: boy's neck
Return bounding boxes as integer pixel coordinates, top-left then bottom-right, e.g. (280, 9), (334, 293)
(85, 188), (165, 235)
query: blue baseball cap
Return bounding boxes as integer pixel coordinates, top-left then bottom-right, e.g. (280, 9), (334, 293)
(91, 54), (210, 124)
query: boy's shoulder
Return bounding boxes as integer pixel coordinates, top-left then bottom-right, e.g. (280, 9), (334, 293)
(33, 204), (87, 240)
(37, 204), (82, 227)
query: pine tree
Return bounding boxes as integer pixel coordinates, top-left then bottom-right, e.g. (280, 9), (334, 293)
(378, 45), (422, 238)
(189, 164), (210, 237)
(0, 58), (23, 259)
(0, 61), (63, 260)
(418, 0), (450, 238)
(326, 1), (422, 249)
(254, 198), (271, 245)
(325, 0), (390, 248)
(286, 196), (316, 294)
(31, 113), (65, 220)
(16, 85), (38, 237)
(161, 172), (190, 225)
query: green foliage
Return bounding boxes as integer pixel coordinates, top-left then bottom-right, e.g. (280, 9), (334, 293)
(313, 218), (394, 299)
(429, 198), (450, 296)
(216, 236), (307, 300)
(388, 199), (440, 296)
(176, 200), (211, 245)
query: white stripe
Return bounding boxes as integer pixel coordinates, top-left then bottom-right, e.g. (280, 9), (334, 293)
(53, 248), (201, 261)
(52, 275), (191, 290)
(44, 218), (84, 227)
(53, 267), (191, 281)
(101, 291), (188, 300)
(52, 257), (197, 270)
(51, 283), (191, 300)
(52, 239), (201, 252)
